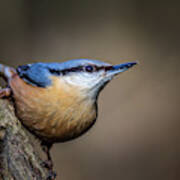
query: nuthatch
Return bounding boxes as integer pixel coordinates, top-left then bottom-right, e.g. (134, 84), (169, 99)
(0, 59), (137, 170)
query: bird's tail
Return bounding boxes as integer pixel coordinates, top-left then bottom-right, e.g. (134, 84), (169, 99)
(0, 64), (16, 80)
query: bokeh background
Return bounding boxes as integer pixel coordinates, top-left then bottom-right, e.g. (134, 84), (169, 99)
(0, 0), (180, 180)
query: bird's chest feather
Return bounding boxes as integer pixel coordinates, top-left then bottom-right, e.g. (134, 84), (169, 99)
(9, 75), (97, 142)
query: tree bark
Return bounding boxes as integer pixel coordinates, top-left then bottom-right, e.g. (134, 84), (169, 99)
(0, 98), (55, 180)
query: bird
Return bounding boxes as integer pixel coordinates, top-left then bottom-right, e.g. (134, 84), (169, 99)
(0, 59), (137, 173)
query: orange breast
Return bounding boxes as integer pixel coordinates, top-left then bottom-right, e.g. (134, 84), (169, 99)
(9, 74), (97, 142)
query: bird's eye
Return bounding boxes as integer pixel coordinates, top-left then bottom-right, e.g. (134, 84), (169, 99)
(84, 65), (94, 73)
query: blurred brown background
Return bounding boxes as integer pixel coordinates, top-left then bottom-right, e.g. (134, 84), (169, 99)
(0, 0), (180, 180)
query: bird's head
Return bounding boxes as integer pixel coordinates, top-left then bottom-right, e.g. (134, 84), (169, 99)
(17, 59), (137, 99)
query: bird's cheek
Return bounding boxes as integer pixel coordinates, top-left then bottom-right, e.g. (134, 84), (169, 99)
(101, 71), (106, 78)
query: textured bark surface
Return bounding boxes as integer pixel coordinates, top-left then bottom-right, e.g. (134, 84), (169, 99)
(0, 98), (54, 180)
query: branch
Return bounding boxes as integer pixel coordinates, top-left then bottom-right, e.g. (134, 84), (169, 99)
(0, 98), (55, 180)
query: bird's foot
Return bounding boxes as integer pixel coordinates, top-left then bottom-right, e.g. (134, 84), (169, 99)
(0, 88), (11, 98)
(40, 141), (56, 179)
(41, 160), (57, 180)
(46, 170), (57, 180)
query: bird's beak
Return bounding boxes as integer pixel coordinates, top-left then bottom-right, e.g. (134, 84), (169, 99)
(105, 62), (137, 77)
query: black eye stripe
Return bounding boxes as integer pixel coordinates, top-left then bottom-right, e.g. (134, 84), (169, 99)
(49, 69), (61, 75)
(48, 67), (83, 75)
(104, 66), (114, 71)
(48, 65), (113, 75)
(17, 65), (30, 73)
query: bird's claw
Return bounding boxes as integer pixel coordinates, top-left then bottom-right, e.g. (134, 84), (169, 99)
(46, 170), (57, 180)
(41, 160), (56, 180)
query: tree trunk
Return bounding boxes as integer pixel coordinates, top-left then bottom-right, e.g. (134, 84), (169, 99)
(0, 98), (55, 180)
